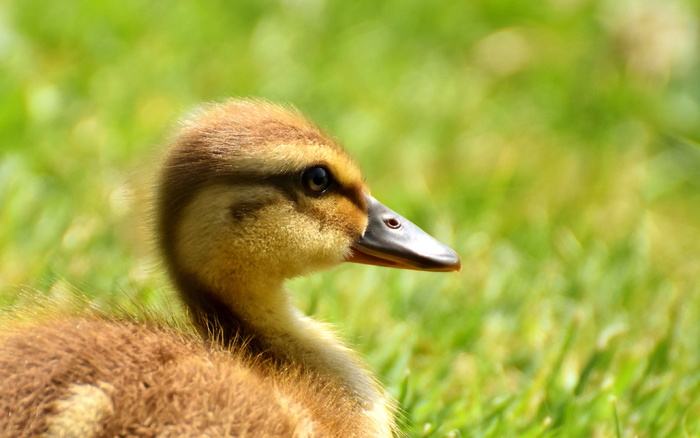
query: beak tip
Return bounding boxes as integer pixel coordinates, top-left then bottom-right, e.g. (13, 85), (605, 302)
(443, 250), (462, 273)
(451, 256), (462, 273)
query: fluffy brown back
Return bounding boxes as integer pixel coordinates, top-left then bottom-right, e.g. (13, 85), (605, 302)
(0, 319), (366, 437)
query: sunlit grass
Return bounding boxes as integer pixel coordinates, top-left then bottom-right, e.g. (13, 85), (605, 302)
(2, 1), (700, 436)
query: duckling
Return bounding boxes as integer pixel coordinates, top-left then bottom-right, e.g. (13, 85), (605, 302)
(0, 99), (460, 437)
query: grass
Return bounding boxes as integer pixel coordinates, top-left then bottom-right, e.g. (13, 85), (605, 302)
(2, 0), (700, 436)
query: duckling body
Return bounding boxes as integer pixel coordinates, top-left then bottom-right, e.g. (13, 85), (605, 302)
(2, 320), (361, 437)
(0, 100), (460, 437)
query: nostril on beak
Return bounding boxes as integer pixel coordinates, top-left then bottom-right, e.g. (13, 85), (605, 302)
(383, 217), (401, 229)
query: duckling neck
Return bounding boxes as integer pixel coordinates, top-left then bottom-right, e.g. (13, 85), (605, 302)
(174, 273), (394, 435)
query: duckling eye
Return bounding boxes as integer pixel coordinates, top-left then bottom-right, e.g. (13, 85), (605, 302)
(302, 166), (332, 194)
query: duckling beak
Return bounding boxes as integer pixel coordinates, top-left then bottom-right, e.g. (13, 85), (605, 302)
(348, 195), (461, 272)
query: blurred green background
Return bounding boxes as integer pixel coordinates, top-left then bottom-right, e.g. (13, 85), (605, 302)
(1, 0), (700, 436)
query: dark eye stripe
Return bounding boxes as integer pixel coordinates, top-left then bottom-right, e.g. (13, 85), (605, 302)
(229, 200), (273, 221)
(336, 185), (366, 211)
(212, 168), (365, 214)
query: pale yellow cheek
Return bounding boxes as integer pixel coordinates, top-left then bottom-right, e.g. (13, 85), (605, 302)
(259, 209), (353, 276)
(175, 184), (364, 287)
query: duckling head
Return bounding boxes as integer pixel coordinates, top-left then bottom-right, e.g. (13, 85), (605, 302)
(157, 100), (460, 316)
